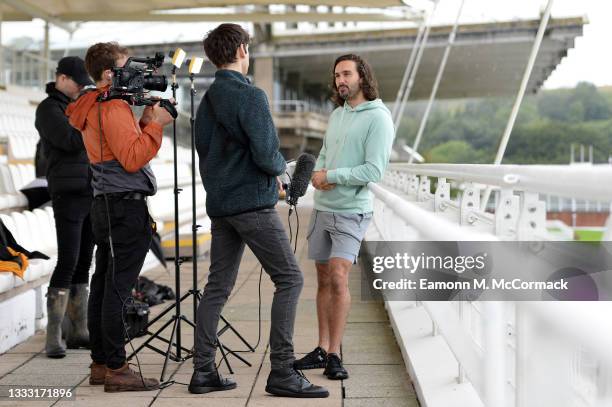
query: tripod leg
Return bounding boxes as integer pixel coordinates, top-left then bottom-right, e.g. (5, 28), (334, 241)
(160, 316), (179, 382)
(181, 315), (197, 329)
(221, 344), (252, 367)
(220, 315), (255, 352)
(127, 317), (175, 360)
(216, 339), (234, 374)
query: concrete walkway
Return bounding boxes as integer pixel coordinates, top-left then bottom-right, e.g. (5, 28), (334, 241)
(0, 203), (418, 407)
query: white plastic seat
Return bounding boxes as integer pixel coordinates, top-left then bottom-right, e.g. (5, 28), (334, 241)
(0, 171), (22, 207)
(3, 165), (28, 207)
(33, 209), (57, 254)
(23, 210), (56, 277)
(19, 164), (35, 184)
(9, 164), (23, 190)
(10, 212), (44, 282)
(0, 214), (24, 287)
(0, 214), (17, 293)
(0, 271), (15, 293)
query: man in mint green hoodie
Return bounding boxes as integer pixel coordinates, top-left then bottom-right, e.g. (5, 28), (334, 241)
(294, 54), (394, 379)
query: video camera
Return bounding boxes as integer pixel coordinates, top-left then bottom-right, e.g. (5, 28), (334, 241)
(98, 52), (178, 118)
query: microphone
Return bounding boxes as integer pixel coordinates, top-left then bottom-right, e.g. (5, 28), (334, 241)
(287, 153), (316, 207)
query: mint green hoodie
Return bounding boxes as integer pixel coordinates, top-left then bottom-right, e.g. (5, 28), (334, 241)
(314, 99), (395, 214)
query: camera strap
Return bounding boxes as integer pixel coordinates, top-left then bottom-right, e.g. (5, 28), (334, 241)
(204, 92), (248, 150)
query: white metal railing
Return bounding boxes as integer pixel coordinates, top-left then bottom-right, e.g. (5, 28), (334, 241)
(368, 163), (612, 407)
(388, 163), (612, 202)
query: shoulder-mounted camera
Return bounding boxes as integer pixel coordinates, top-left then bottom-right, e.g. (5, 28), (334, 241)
(97, 52), (177, 119)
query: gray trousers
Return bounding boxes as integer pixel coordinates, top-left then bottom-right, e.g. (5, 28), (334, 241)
(194, 208), (304, 370)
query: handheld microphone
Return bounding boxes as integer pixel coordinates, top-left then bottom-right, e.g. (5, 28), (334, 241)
(287, 153), (316, 206)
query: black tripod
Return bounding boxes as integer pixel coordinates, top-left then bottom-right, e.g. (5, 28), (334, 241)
(187, 69), (255, 374)
(127, 65), (197, 381)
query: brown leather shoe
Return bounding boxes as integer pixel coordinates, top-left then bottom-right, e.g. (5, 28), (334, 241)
(89, 362), (106, 385)
(104, 363), (159, 392)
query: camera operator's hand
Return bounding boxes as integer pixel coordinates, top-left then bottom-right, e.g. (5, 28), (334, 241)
(151, 102), (174, 127)
(140, 105), (154, 127)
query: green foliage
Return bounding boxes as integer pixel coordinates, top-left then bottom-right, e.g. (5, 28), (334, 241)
(425, 140), (488, 163)
(395, 82), (612, 164)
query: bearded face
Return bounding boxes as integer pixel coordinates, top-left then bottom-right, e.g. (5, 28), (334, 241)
(335, 60), (362, 102)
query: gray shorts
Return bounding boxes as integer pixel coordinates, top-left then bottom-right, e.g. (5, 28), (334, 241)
(307, 209), (372, 264)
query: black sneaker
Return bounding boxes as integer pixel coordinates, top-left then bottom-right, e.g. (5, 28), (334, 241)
(324, 353), (348, 380)
(188, 368), (237, 394)
(265, 367), (329, 398)
(293, 347), (327, 370)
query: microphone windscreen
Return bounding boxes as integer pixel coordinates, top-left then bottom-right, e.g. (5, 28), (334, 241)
(288, 153), (316, 205)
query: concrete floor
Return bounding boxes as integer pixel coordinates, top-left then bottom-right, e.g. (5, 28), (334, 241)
(0, 203), (418, 406)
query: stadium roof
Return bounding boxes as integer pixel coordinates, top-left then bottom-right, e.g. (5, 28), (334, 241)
(0, 0), (419, 30)
(270, 17), (585, 100)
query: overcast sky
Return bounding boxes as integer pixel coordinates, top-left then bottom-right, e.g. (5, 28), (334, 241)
(0, 0), (608, 89)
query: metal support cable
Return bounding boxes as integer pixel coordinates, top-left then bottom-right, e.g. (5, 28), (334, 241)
(409, 0), (466, 164)
(394, 0), (440, 136)
(481, 0), (554, 210)
(392, 18), (426, 122)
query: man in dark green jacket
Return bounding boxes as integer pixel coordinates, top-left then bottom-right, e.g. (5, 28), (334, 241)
(190, 23), (328, 399)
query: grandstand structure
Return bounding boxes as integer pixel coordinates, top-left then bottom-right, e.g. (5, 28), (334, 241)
(0, 1), (610, 407)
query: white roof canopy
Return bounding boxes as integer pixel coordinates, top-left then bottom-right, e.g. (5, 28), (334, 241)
(0, 0), (418, 29)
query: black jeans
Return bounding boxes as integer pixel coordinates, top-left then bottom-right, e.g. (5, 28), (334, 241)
(88, 197), (152, 369)
(194, 208), (304, 370)
(48, 194), (94, 289)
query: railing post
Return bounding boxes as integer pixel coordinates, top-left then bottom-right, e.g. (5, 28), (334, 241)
(495, 189), (520, 239)
(434, 177), (450, 212)
(484, 302), (506, 407)
(417, 176), (431, 202)
(408, 175), (419, 198)
(460, 183), (480, 225)
(517, 192), (547, 240)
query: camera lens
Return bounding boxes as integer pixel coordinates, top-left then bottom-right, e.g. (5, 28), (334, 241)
(143, 75), (167, 92)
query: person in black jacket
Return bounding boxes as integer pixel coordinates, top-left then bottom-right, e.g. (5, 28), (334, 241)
(35, 56), (95, 358)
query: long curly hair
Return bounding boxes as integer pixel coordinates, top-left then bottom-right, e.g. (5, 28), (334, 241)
(331, 54), (379, 106)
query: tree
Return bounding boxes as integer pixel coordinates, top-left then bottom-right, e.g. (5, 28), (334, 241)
(425, 140), (487, 163)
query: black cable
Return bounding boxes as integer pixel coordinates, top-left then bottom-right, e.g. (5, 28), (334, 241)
(288, 206), (293, 247)
(294, 204), (299, 254)
(221, 265), (262, 358)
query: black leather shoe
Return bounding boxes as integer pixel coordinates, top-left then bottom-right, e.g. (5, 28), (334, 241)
(266, 367), (329, 398)
(188, 368), (237, 394)
(293, 346), (327, 370)
(324, 353), (348, 380)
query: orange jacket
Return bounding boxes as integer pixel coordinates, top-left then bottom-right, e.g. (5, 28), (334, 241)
(65, 87), (163, 173)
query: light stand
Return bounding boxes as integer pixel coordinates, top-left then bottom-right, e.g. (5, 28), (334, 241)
(127, 48), (198, 382)
(187, 57), (203, 328)
(186, 57), (254, 374)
